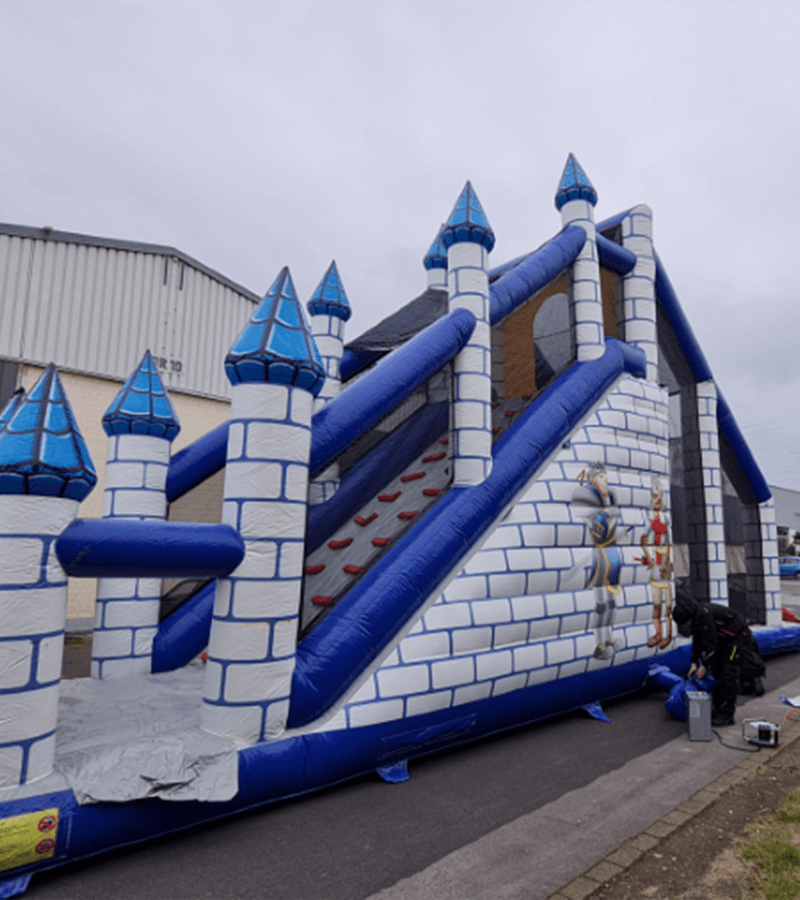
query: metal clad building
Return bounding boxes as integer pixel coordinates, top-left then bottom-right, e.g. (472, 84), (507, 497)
(0, 223), (262, 621)
(0, 224), (259, 400)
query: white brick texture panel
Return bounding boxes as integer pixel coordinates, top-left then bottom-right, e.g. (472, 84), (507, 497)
(202, 703), (263, 744)
(489, 573), (526, 598)
(0, 639), (33, 688)
(377, 664), (430, 698)
(513, 643), (545, 672)
(232, 579), (300, 619)
(452, 627), (492, 655)
(104, 599), (161, 628)
(213, 581), (232, 617)
(493, 673), (527, 696)
(238, 502), (305, 539)
(271, 619), (297, 659)
(204, 660), (223, 701)
(349, 678), (377, 704)
(507, 548), (543, 571)
(245, 422), (310, 464)
(476, 650), (512, 681)
(144, 463), (169, 491)
(111, 490), (167, 519)
(546, 638), (575, 665)
(527, 570), (559, 595)
(35, 635), (64, 684)
(25, 733), (57, 783)
(284, 465), (310, 501)
(348, 699), (404, 728)
(0, 683), (59, 741)
(400, 632), (450, 662)
(208, 620), (271, 661)
(223, 659), (294, 703)
(0, 538), (45, 585)
(133, 628), (157, 656)
(510, 594), (545, 620)
(482, 526), (522, 550)
(464, 552), (507, 575)
(290, 386), (313, 425)
(453, 682), (493, 705)
(230, 541), (278, 580)
(406, 691), (453, 717)
(230, 382), (288, 421)
(471, 598), (511, 625)
(104, 462), (146, 488)
(0, 496), (79, 536)
(115, 434), (170, 464)
(263, 700), (291, 739)
(92, 628), (133, 658)
(225, 462), (284, 499)
(278, 542), (304, 578)
(432, 656), (475, 689)
(493, 622), (529, 646)
(545, 593), (575, 617)
(0, 588), (65, 638)
(528, 666), (559, 686)
(423, 602), (472, 631)
(0, 746), (24, 789)
(560, 660), (588, 679)
(448, 241), (485, 269)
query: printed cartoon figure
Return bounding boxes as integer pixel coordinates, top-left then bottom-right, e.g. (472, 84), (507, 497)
(571, 462), (624, 660)
(637, 478), (673, 649)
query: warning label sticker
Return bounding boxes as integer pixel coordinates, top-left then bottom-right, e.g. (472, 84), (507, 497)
(0, 808), (59, 872)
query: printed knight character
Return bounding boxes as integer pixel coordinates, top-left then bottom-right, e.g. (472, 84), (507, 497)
(571, 462), (624, 660)
(638, 479), (673, 649)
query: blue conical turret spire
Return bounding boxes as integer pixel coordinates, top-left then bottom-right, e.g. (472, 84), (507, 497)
(307, 261), (352, 322)
(423, 224), (448, 271)
(555, 153), (598, 210)
(440, 181), (495, 252)
(102, 350), (181, 441)
(226, 266), (325, 395)
(0, 365), (96, 500)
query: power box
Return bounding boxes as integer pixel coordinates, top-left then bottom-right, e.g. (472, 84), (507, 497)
(686, 690), (712, 741)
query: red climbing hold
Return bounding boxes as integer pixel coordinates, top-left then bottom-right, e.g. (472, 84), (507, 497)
(378, 491), (401, 502)
(422, 488), (441, 497)
(371, 537), (391, 547)
(343, 564), (364, 575)
(422, 452), (446, 463)
(305, 564), (326, 575)
(311, 595), (334, 606)
(328, 538), (353, 550)
(398, 511), (419, 520)
(439, 437), (449, 444)
(355, 513), (378, 526)
(401, 472), (425, 482)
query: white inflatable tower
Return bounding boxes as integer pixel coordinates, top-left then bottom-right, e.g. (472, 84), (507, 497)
(201, 267), (325, 744)
(0, 365), (96, 787)
(92, 350), (181, 678)
(440, 181), (496, 487)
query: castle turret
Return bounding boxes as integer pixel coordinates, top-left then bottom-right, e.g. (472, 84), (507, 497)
(92, 350), (181, 678)
(0, 365), (96, 787)
(307, 260), (351, 411)
(441, 181), (495, 486)
(202, 267), (324, 744)
(555, 154), (605, 362)
(423, 224), (448, 290)
(307, 261), (351, 505)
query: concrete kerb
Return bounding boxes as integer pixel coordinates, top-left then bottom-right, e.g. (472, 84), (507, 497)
(547, 716), (800, 900)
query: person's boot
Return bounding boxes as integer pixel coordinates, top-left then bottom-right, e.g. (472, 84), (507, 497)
(712, 709), (735, 727)
(659, 614), (673, 650)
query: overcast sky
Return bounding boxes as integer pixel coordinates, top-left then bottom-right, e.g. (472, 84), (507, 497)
(1, 2), (798, 492)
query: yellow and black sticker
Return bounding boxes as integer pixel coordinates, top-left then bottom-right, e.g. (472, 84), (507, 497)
(0, 808), (59, 872)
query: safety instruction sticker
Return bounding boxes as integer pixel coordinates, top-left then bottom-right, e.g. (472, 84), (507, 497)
(0, 808), (59, 872)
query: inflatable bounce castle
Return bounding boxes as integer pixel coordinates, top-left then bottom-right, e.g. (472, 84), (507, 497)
(0, 155), (795, 895)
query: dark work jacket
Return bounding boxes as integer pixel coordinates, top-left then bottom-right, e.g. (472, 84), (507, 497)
(690, 602), (747, 670)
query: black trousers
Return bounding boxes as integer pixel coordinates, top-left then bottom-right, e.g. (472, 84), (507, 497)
(711, 642), (740, 716)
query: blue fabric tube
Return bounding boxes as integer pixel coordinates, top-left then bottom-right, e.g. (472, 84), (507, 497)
(55, 520), (244, 579)
(151, 581), (216, 673)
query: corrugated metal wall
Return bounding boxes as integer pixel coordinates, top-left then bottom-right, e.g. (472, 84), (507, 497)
(0, 230), (259, 400)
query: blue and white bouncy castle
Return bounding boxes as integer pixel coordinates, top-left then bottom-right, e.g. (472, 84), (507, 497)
(0, 156), (796, 895)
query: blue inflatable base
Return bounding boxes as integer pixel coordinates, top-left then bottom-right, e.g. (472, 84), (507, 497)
(2, 625), (797, 894)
